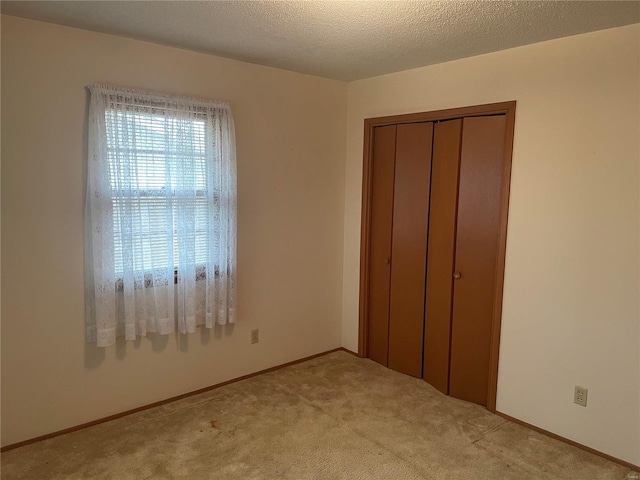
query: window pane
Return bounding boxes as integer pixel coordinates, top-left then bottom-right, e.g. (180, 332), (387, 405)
(106, 109), (209, 274)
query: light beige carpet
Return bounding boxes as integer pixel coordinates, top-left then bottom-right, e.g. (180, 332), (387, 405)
(1, 351), (636, 479)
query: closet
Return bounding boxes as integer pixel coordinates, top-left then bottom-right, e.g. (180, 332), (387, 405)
(359, 102), (515, 410)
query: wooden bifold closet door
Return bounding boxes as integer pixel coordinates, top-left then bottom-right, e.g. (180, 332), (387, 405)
(362, 103), (514, 409)
(423, 119), (462, 394)
(366, 125), (396, 367)
(448, 115), (505, 404)
(423, 115), (506, 405)
(366, 123), (433, 378)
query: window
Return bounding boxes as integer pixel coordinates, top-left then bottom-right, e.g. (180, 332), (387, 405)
(106, 110), (209, 275)
(86, 85), (237, 347)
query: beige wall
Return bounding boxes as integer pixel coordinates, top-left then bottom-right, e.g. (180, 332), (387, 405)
(342, 24), (640, 464)
(0, 15), (347, 446)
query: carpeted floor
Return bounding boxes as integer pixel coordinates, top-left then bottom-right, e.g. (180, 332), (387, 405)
(1, 350), (636, 479)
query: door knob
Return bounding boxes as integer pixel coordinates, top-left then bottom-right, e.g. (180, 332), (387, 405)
(385, 258), (390, 265)
(453, 272), (462, 279)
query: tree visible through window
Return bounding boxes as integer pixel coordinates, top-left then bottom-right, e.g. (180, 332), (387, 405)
(86, 85), (237, 347)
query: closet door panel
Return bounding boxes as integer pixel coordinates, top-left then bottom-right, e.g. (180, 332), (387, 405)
(388, 122), (433, 378)
(449, 115), (506, 405)
(367, 125), (397, 366)
(423, 119), (462, 394)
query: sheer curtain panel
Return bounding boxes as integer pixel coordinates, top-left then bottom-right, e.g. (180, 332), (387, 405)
(86, 85), (237, 347)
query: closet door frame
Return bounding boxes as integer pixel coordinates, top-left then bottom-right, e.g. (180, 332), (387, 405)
(358, 101), (516, 412)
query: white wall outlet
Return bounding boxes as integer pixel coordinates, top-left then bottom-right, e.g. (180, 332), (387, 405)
(251, 329), (259, 344)
(574, 385), (588, 407)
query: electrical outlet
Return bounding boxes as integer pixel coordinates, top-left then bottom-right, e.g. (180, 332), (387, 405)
(251, 329), (259, 344)
(574, 385), (588, 407)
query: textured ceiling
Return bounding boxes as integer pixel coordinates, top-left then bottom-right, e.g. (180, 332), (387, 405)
(2, 1), (639, 81)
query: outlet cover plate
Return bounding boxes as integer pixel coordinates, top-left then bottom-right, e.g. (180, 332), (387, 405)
(574, 385), (588, 407)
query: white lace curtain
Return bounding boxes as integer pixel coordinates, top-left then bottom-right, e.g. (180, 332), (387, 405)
(85, 85), (237, 347)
